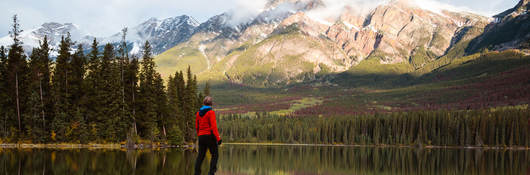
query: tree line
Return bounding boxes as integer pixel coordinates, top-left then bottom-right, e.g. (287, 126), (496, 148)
(0, 15), (208, 144)
(220, 108), (529, 147)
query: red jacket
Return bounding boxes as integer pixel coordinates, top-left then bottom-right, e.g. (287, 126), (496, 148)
(195, 106), (221, 141)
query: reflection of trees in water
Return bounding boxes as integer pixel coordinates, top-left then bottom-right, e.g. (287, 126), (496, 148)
(0, 147), (527, 174)
(219, 146), (530, 175)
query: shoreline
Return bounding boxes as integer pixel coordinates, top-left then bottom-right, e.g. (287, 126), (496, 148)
(0, 143), (185, 149)
(223, 143), (530, 150)
(0, 143), (528, 150)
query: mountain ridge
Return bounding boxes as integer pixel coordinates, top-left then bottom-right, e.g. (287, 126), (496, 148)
(155, 0), (504, 87)
(0, 15), (200, 56)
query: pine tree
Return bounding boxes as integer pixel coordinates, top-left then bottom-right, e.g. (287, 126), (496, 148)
(183, 66), (198, 141)
(138, 41), (159, 140)
(68, 44), (87, 141)
(83, 38), (101, 140)
(37, 36), (52, 140)
(23, 49), (39, 140)
(98, 43), (128, 141)
(98, 43), (115, 140)
(175, 71), (186, 132)
(154, 74), (168, 139)
(125, 56), (139, 136)
(166, 75), (180, 140)
(26, 37), (52, 142)
(51, 33), (73, 141)
(6, 15), (29, 138)
(116, 28), (132, 141)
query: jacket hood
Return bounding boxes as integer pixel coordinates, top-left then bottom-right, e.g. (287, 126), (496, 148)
(199, 106), (212, 117)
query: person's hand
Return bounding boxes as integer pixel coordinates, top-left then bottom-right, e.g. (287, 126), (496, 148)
(218, 139), (222, 145)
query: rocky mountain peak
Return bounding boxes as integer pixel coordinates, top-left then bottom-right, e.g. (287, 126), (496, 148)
(0, 22), (93, 56)
(495, 0), (529, 20)
(102, 15), (200, 55)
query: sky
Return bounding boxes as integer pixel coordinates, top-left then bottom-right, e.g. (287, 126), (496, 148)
(0, 0), (520, 37)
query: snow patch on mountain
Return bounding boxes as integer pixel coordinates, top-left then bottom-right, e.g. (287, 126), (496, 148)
(103, 15), (199, 55)
(0, 22), (94, 57)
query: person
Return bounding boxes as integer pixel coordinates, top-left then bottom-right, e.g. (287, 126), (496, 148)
(194, 96), (222, 175)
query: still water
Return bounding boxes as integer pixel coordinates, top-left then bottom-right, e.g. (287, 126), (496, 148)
(0, 145), (528, 175)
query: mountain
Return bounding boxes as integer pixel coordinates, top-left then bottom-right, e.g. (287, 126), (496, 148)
(0, 15), (200, 57)
(155, 0), (492, 87)
(104, 15), (199, 55)
(466, 0), (530, 53)
(0, 22), (94, 56)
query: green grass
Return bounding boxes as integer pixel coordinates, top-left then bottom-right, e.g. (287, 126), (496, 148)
(155, 46), (207, 79)
(409, 46), (437, 70)
(214, 50), (530, 115)
(271, 97), (323, 115)
(349, 54), (414, 75)
(417, 50), (529, 83)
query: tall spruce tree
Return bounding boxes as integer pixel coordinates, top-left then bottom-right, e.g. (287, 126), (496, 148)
(83, 38), (101, 140)
(37, 36), (52, 140)
(138, 41), (159, 140)
(154, 74), (168, 139)
(25, 47), (41, 140)
(183, 66), (198, 141)
(175, 71), (186, 132)
(125, 56), (139, 136)
(98, 43), (115, 140)
(116, 28), (132, 141)
(69, 44), (87, 142)
(167, 75), (179, 130)
(6, 15), (29, 137)
(51, 34), (73, 141)
(98, 43), (128, 141)
(26, 37), (52, 142)
(166, 72), (187, 144)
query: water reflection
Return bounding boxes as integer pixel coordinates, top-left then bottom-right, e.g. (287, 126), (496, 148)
(0, 145), (527, 175)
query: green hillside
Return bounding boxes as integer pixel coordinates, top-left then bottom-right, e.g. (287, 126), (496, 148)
(153, 23), (530, 116)
(210, 50), (530, 115)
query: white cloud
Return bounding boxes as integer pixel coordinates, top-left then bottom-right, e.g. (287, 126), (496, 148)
(306, 0), (389, 24)
(225, 0), (268, 26)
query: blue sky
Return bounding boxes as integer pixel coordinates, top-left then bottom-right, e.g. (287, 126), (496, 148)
(0, 0), (519, 37)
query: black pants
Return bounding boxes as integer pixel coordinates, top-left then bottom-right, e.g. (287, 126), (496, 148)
(194, 134), (218, 175)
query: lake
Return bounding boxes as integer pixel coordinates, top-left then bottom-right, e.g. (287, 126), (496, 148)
(0, 145), (528, 175)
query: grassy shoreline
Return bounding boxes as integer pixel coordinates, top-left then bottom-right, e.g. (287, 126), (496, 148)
(0, 143), (528, 150)
(0, 143), (184, 149)
(223, 143), (530, 150)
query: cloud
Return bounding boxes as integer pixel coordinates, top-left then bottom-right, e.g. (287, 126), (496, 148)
(223, 0), (389, 27)
(225, 0), (269, 26)
(306, 0), (389, 24)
